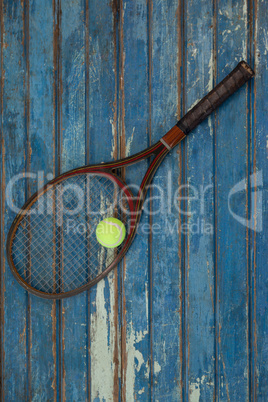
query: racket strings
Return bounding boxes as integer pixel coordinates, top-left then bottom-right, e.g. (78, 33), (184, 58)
(11, 173), (131, 294)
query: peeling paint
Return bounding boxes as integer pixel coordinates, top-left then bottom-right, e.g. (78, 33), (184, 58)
(207, 52), (213, 93)
(154, 361), (161, 375)
(263, 27), (268, 55)
(189, 379), (201, 401)
(125, 127), (135, 157)
(90, 277), (116, 400)
(189, 375), (214, 401)
(125, 321), (150, 401)
(51, 301), (57, 400)
(138, 387), (145, 395)
(242, 1), (248, 60)
(110, 116), (117, 160)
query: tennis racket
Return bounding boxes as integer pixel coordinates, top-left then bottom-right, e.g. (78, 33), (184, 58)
(6, 61), (254, 299)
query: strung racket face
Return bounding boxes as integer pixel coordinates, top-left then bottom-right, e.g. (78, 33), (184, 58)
(7, 170), (135, 298)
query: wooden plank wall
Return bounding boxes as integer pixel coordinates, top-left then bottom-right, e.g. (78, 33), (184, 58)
(0, 0), (267, 400)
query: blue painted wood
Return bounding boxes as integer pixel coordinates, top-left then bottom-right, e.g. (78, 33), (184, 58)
(121, 0), (151, 399)
(216, 0), (249, 400)
(2, 1), (28, 399)
(60, 0), (87, 400)
(1, 0), (267, 401)
(150, 1), (181, 399)
(28, 0), (55, 399)
(86, 0), (120, 400)
(253, 1), (268, 399)
(184, 1), (215, 400)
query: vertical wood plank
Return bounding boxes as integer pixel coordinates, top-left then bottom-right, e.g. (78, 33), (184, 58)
(252, 0), (268, 399)
(60, 0), (87, 400)
(0, 0), (3, 397)
(215, 0), (249, 399)
(183, 1), (215, 400)
(87, 0), (120, 399)
(2, 0), (29, 399)
(121, 0), (150, 400)
(150, 0), (181, 399)
(28, 0), (55, 399)
(52, 0), (62, 399)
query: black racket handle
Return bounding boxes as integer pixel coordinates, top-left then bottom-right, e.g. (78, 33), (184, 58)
(176, 61), (254, 135)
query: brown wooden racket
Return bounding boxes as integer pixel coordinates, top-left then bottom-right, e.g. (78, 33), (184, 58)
(6, 61), (254, 298)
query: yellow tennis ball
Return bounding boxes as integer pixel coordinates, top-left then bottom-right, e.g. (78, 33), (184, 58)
(96, 217), (126, 248)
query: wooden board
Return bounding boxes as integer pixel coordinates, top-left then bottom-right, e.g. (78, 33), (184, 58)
(0, 0), (267, 400)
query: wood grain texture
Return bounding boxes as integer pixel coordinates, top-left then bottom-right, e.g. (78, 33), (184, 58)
(87, 0), (120, 400)
(28, 0), (55, 399)
(61, 0), (87, 400)
(150, 0), (182, 399)
(216, 0), (249, 399)
(2, 1), (28, 399)
(121, 0), (151, 400)
(0, 0), (267, 401)
(252, 0), (268, 399)
(183, 0), (215, 400)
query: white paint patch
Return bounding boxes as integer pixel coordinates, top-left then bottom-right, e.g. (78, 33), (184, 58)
(208, 115), (213, 137)
(90, 278), (116, 400)
(110, 117), (117, 159)
(242, 1), (248, 60)
(222, 29), (231, 36)
(189, 375), (214, 401)
(145, 282), (149, 323)
(125, 322), (149, 401)
(154, 361), (161, 375)
(125, 127), (135, 157)
(124, 314), (162, 399)
(192, 47), (198, 58)
(207, 52), (213, 93)
(189, 379), (201, 402)
(254, 13), (260, 72)
(263, 27), (268, 55)
(207, 52), (214, 138)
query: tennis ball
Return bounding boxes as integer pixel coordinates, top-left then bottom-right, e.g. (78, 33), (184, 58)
(96, 217), (126, 248)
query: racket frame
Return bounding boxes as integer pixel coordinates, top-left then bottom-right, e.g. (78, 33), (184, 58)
(6, 138), (175, 298)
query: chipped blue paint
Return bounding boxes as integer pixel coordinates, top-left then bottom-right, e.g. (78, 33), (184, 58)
(2, 1), (28, 400)
(216, 0), (250, 399)
(61, 0), (88, 400)
(184, 0), (215, 400)
(28, 0), (55, 400)
(86, 0), (120, 400)
(252, 0), (268, 398)
(150, 0), (182, 400)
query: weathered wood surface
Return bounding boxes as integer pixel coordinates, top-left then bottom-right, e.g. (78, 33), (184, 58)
(0, 0), (267, 400)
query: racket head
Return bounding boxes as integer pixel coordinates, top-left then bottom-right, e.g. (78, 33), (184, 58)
(6, 169), (136, 299)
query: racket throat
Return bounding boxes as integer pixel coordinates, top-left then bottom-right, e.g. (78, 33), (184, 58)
(160, 125), (186, 150)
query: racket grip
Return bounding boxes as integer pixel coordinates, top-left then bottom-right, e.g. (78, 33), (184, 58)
(176, 60), (254, 135)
